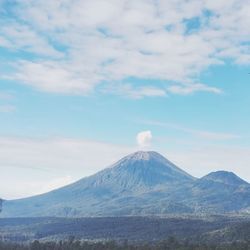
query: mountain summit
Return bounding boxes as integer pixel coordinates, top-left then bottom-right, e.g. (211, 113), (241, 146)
(1, 151), (250, 217)
(113, 151), (192, 179)
(100, 151), (194, 189)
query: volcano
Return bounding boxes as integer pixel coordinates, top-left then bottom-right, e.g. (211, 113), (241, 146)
(1, 151), (250, 217)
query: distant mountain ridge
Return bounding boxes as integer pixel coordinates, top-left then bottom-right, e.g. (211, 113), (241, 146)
(201, 171), (249, 186)
(1, 151), (250, 217)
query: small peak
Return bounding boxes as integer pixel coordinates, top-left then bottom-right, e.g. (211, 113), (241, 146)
(202, 171), (248, 186)
(206, 171), (237, 178)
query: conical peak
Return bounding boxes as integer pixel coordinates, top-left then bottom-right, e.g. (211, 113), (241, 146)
(118, 151), (176, 167)
(109, 151), (194, 182)
(126, 151), (161, 161)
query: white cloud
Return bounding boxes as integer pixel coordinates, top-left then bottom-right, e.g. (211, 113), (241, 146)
(136, 130), (153, 148)
(0, 22), (62, 57)
(167, 83), (222, 95)
(103, 83), (167, 99)
(12, 60), (98, 95)
(1, 0), (250, 96)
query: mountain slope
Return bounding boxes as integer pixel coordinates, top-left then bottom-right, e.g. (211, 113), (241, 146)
(1, 151), (250, 217)
(92, 151), (194, 190)
(182, 171), (250, 213)
(1, 151), (194, 217)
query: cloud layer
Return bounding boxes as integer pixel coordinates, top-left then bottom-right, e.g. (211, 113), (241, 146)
(0, 136), (133, 199)
(1, 0), (250, 97)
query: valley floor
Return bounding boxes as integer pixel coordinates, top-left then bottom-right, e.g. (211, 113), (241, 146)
(0, 239), (250, 250)
(0, 215), (250, 244)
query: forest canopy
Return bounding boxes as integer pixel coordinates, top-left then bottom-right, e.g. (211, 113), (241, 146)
(0, 238), (250, 250)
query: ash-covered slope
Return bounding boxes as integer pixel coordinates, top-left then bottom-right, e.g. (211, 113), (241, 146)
(1, 151), (250, 217)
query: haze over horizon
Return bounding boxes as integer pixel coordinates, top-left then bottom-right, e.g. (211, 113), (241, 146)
(1, 0), (250, 199)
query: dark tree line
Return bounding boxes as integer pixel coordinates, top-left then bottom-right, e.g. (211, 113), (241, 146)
(0, 237), (250, 250)
(0, 199), (3, 213)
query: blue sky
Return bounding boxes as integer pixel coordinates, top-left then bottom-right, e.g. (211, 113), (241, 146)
(1, 0), (250, 199)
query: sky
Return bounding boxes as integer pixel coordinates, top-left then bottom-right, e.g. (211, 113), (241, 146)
(1, 0), (250, 199)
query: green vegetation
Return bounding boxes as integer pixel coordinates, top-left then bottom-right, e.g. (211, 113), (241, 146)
(0, 238), (250, 250)
(1, 216), (250, 243)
